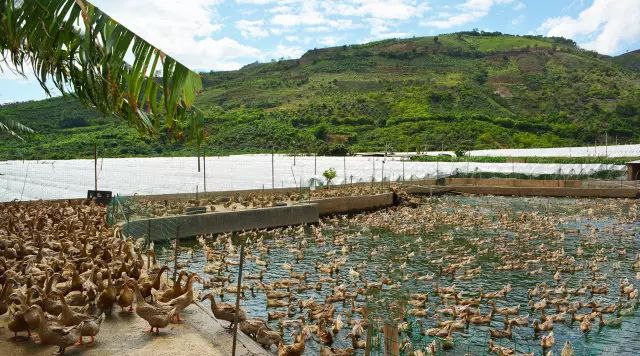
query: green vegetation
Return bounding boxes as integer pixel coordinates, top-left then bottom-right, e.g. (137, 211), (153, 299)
(323, 168), (337, 187)
(448, 170), (625, 181)
(411, 155), (638, 165)
(1, 31), (639, 160)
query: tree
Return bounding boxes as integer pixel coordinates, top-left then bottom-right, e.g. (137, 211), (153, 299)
(0, 0), (204, 143)
(433, 36), (439, 44)
(323, 168), (337, 188)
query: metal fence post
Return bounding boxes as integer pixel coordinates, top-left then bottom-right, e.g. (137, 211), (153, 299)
(231, 240), (245, 356)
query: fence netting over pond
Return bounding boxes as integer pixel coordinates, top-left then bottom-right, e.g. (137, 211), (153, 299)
(0, 153), (632, 202)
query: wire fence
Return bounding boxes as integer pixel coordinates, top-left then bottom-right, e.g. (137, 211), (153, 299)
(0, 150), (634, 202)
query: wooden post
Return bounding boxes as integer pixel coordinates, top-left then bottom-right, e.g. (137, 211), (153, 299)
(383, 323), (399, 356)
(93, 144), (98, 191)
(173, 225), (180, 282)
(364, 307), (372, 356)
(402, 156), (405, 182)
(203, 148), (207, 193)
(343, 155), (346, 185)
(231, 240), (245, 356)
(147, 219), (151, 247)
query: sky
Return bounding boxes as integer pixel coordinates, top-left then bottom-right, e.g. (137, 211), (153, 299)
(1, 0), (640, 104)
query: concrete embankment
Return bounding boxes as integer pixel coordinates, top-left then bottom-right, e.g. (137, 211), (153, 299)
(122, 193), (397, 241)
(447, 186), (639, 198)
(315, 193), (394, 216)
(124, 204), (320, 241)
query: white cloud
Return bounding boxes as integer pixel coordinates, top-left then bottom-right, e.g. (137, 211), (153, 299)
(92, 0), (261, 71)
(319, 36), (341, 47)
(269, 44), (305, 59)
(538, 0), (640, 54)
(322, 1), (431, 21)
(511, 14), (524, 25)
(284, 35), (300, 42)
(422, 0), (514, 29)
(236, 19), (269, 39)
(513, 2), (525, 11)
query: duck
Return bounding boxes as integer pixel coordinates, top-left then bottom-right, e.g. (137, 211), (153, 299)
(155, 270), (187, 303)
(158, 273), (201, 323)
(598, 312), (622, 328)
(53, 291), (104, 343)
(317, 318), (334, 345)
(533, 319), (553, 332)
(489, 321), (513, 339)
(561, 340), (575, 356)
(97, 270), (117, 315)
(25, 304), (83, 355)
(347, 332), (366, 349)
(469, 308), (493, 325)
(320, 346), (355, 356)
(240, 318), (268, 338)
(580, 315), (592, 334)
(278, 329), (307, 356)
(488, 339), (514, 356)
(127, 278), (176, 334)
(117, 276), (134, 312)
(201, 293), (247, 329)
(7, 290), (33, 339)
(139, 265), (169, 301)
(256, 325), (283, 350)
(541, 331), (555, 354)
(442, 326), (454, 350)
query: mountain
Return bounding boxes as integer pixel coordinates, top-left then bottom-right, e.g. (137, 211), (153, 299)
(614, 50), (640, 72)
(1, 32), (639, 160)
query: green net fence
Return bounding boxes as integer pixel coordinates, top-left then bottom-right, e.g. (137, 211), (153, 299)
(106, 194), (180, 247)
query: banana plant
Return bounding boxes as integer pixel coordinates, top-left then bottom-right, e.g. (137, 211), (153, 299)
(0, 0), (204, 143)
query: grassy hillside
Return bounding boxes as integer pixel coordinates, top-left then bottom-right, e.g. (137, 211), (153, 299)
(1, 31), (639, 160)
(614, 50), (640, 72)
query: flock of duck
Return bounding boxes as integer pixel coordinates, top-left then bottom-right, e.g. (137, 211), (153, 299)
(158, 195), (639, 355)
(0, 201), (211, 354)
(1, 192), (638, 356)
(127, 185), (389, 218)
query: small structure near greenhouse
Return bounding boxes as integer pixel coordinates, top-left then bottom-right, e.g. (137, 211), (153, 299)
(627, 160), (640, 180)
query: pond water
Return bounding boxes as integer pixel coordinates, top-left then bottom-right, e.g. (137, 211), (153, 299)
(156, 195), (639, 355)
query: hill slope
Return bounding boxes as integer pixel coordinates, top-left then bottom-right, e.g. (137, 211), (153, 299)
(1, 32), (639, 159)
(614, 50), (640, 72)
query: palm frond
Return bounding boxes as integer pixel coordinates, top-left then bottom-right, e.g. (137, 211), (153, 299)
(0, 0), (204, 143)
(0, 119), (34, 141)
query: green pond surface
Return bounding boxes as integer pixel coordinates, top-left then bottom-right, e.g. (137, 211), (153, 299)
(157, 195), (640, 355)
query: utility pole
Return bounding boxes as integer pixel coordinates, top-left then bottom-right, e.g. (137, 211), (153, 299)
(271, 149), (275, 190)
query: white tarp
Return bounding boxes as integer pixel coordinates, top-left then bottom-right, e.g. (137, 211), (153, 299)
(0, 155), (625, 202)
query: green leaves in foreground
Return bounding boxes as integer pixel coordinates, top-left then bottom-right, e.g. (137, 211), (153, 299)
(0, 0), (204, 143)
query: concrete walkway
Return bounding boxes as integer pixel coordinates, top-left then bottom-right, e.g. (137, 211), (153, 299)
(0, 302), (270, 356)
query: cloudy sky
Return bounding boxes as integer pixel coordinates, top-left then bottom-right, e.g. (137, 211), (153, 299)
(1, 0), (639, 104)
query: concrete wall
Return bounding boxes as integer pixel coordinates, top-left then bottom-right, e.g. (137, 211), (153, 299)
(448, 186), (639, 198)
(123, 204), (319, 241)
(121, 193), (396, 240)
(313, 193), (395, 216)
(628, 163), (640, 181)
(445, 178), (582, 188)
